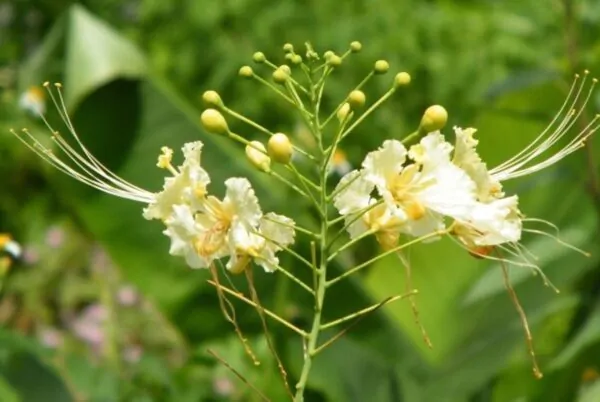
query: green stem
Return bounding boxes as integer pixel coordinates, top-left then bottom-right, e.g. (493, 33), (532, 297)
(293, 69), (330, 402)
(340, 87), (396, 141)
(401, 129), (421, 145)
(326, 230), (445, 287)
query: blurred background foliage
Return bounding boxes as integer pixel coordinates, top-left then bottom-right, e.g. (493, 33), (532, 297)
(1, 0), (600, 401)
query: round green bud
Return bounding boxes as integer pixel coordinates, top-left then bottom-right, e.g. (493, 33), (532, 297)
(291, 54), (303, 65)
(245, 141), (271, 172)
(253, 52), (266, 63)
(348, 90), (366, 109)
(337, 102), (351, 122)
(419, 105), (448, 133)
(394, 72), (411, 87)
(328, 55), (342, 67)
(272, 67), (289, 84)
(267, 133), (293, 164)
(200, 109), (229, 135)
(285, 53), (294, 61)
(238, 65), (253, 78)
(324, 50), (334, 60)
(374, 60), (390, 74)
(280, 65), (292, 75)
(283, 43), (294, 53)
(202, 90), (223, 108)
(350, 41), (362, 53)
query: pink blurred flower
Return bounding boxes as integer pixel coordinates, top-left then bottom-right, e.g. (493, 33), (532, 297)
(45, 226), (65, 248)
(117, 285), (138, 307)
(123, 345), (143, 363)
(71, 304), (106, 349)
(213, 377), (235, 397)
(22, 246), (39, 265)
(38, 327), (63, 349)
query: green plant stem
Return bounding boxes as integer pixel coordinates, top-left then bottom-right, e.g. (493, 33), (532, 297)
(326, 230), (446, 287)
(222, 106), (315, 161)
(401, 129), (421, 145)
(340, 87), (396, 141)
(293, 72), (330, 402)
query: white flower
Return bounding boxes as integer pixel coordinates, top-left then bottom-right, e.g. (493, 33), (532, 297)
(362, 137), (476, 237)
(452, 196), (522, 248)
(143, 142), (211, 221)
(229, 213), (296, 273)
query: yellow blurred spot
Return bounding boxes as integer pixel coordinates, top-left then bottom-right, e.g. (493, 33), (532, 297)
(582, 367), (599, 383)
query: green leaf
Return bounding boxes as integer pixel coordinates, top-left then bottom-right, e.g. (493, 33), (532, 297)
(64, 5), (146, 108)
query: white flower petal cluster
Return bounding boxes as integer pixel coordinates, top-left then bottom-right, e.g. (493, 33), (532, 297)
(144, 142), (295, 272)
(333, 130), (524, 251)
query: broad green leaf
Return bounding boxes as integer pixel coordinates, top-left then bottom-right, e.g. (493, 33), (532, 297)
(64, 5), (146, 108)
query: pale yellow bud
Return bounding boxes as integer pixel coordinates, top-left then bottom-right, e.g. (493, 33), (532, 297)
(283, 43), (294, 53)
(324, 50), (334, 59)
(394, 72), (411, 87)
(245, 141), (271, 172)
(348, 90), (366, 109)
(267, 133), (293, 164)
(253, 52), (266, 63)
(239, 66), (253, 78)
(350, 41), (362, 53)
(200, 109), (229, 135)
(374, 60), (389, 74)
(280, 65), (292, 75)
(337, 102), (351, 122)
(273, 67), (289, 84)
(291, 54), (303, 65)
(202, 90), (223, 107)
(328, 55), (342, 67)
(419, 105), (448, 132)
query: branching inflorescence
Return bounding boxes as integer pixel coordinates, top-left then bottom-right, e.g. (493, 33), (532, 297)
(11, 41), (599, 399)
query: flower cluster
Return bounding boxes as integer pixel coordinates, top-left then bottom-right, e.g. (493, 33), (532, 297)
(335, 71), (599, 265)
(12, 84), (295, 274)
(144, 142), (295, 272)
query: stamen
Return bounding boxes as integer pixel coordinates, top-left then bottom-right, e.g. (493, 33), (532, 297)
(491, 72), (598, 180)
(12, 84), (156, 204)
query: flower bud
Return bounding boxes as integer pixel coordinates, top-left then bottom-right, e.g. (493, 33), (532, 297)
(267, 133), (293, 164)
(291, 54), (303, 65)
(200, 109), (229, 135)
(394, 72), (411, 87)
(374, 60), (389, 74)
(283, 43), (294, 53)
(337, 103), (351, 122)
(285, 53), (294, 61)
(202, 90), (223, 108)
(327, 54), (342, 67)
(348, 90), (366, 109)
(419, 105), (448, 133)
(324, 50), (334, 60)
(272, 67), (289, 84)
(253, 52), (266, 63)
(238, 66), (253, 78)
(245, 141), (271, 172)
(350, 41), (362, 53)
(280, 65), (291, 75)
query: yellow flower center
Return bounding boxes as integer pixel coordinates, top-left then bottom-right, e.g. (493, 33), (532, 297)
(193, 196), (234, 257)
(388, 164), (430, 221)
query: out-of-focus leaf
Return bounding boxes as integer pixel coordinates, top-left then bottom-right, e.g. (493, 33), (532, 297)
(578, 381), (600, 402)
(550, 302), (600, 370)
(64, 5), (146, 108)
(287, 336), (402, 402)
(0, 376), (20, 402)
